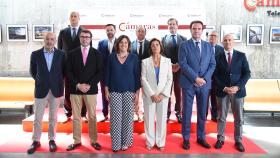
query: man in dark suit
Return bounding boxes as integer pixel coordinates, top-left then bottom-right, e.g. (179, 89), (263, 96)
(27, 32), (65, 154)
(214, 34), (251, 152)
(66, 29), (103, 151)
(57, 11), (87, 122)
(131, 26), (150, 121)
(206, 31), (224, 122)
(162, 18), (187, 123)
(97, 24), (116, 122)
(178, 20), (216, 150)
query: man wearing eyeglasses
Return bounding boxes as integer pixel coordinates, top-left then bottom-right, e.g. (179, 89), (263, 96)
(66, 29), (103, 151)
(206, 31), (224, 122)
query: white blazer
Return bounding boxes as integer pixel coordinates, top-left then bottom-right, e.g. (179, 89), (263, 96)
(141, 55), (173, 103)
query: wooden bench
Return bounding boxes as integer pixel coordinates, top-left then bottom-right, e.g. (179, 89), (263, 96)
(0, 77), (34, 117)
(244, 79), (280, 116)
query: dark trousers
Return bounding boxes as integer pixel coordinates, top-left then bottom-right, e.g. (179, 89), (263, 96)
(167, 70), (182, 118)
(206, 87), (218, 119)
(100, 81), (109, 117)
(64, 77), (87, 117)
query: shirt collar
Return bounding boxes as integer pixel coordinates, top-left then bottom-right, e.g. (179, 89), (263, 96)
(137, 39), (145, 43)
(70, 25), (79, 30)
(108, 37), (115, 43)
(169, 33), (177, 37)
(224, 49), (233, 55)
(43, 48), (55, 54)
(192, 38), (201, 43)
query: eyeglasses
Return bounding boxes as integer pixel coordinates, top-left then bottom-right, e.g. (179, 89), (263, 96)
(80, 36), (91, 39)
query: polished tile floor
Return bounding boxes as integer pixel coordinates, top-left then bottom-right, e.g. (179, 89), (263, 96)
(0, 111), (279, 158)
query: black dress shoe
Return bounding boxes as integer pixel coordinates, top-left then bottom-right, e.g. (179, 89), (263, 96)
(211, 118), (217, 122)
(62, 117), (71, 124)
(66, 143), (82, 151)
(175, 112), (182, 123)
(91, 142), (101, 150)
(82, 116), (88, 123)
(49, 140), (57, 152)
(214, 140), (224, 149)
(27, 141), (41, 154)
(100, 116), (108, 122)
(235, 142), (245, 152)
(197, 139), (211, 149)
(182, 140), (190, 150)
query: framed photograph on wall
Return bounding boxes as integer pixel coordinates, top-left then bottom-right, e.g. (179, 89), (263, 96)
(270, 26), (280, 44)
(7, 24), (28, 41)
(221, 25), (242, 42)
(202, 25), (215, 41)
(247, 24), (264, 45)
(33, 24), (54, 41)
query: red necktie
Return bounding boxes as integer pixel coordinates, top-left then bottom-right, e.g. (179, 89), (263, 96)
(227, 52), (232, 66)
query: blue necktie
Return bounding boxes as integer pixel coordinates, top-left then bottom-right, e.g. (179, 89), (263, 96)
(195, 42), (201, 58)
(171, 35), (176, 47)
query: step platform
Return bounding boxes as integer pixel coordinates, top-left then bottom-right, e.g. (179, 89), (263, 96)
(22, 108), (235, 133)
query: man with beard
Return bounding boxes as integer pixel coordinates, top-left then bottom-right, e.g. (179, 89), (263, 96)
(97, 24), (117, 122)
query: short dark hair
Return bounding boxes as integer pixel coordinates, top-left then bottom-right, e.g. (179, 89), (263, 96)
(114, 35), (131, 53)
(148, 38), (164, 56)
(167, 18), (178, 25)
(80, 29), (92, 38)
(105, 24), (116, 30)
(190, 20), (204, 29)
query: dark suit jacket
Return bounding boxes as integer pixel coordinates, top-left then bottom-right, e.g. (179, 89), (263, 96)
(131, 39), (150, 60)
(178, 39), (216, 90)
(214, 49), (251, 98)
(162, 34), (187, 64)
(67, 46), (103, 95)
(97, 38), (116, 82)
(57, 26), (83, 53)
(211, 44), (224, 83)
(29, 48), (66, 98)
(214, 44), (224, 56)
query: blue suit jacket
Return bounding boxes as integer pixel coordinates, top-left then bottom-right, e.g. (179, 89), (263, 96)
(178, 39), (216, 90)
(29, 48), (66, 98)
(214, 50), (251, 98)
(131, 39), (150, 60)
(97, 39), (116, 82)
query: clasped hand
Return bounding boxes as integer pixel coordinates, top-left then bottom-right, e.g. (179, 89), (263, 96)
(77, 83), (91, 93)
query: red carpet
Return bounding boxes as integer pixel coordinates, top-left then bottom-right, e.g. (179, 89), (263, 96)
(0, 132), (266, 154)
(22, 108), (235, 133)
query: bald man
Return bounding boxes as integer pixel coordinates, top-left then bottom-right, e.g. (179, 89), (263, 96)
(28, 32), (66, 154)
(58, 11), (87, 122)
(214, 34), (251, 152)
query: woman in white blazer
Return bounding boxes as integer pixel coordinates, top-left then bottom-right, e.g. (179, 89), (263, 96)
(141, 38), (173, 151)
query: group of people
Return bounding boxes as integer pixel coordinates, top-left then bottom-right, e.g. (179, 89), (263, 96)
(27, 11), (251, 154)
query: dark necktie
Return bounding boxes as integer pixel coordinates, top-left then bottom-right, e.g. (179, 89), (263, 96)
(195, 41), (201, 58)
(72, 28), (77, 41)
(139, 41), (143, 58)
(171, 35), (176, 48)
(228, 52), (232, 66)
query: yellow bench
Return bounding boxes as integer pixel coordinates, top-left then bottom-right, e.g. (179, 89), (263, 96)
(244, 79), (280, 116)
(0, 77), (34, 117)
